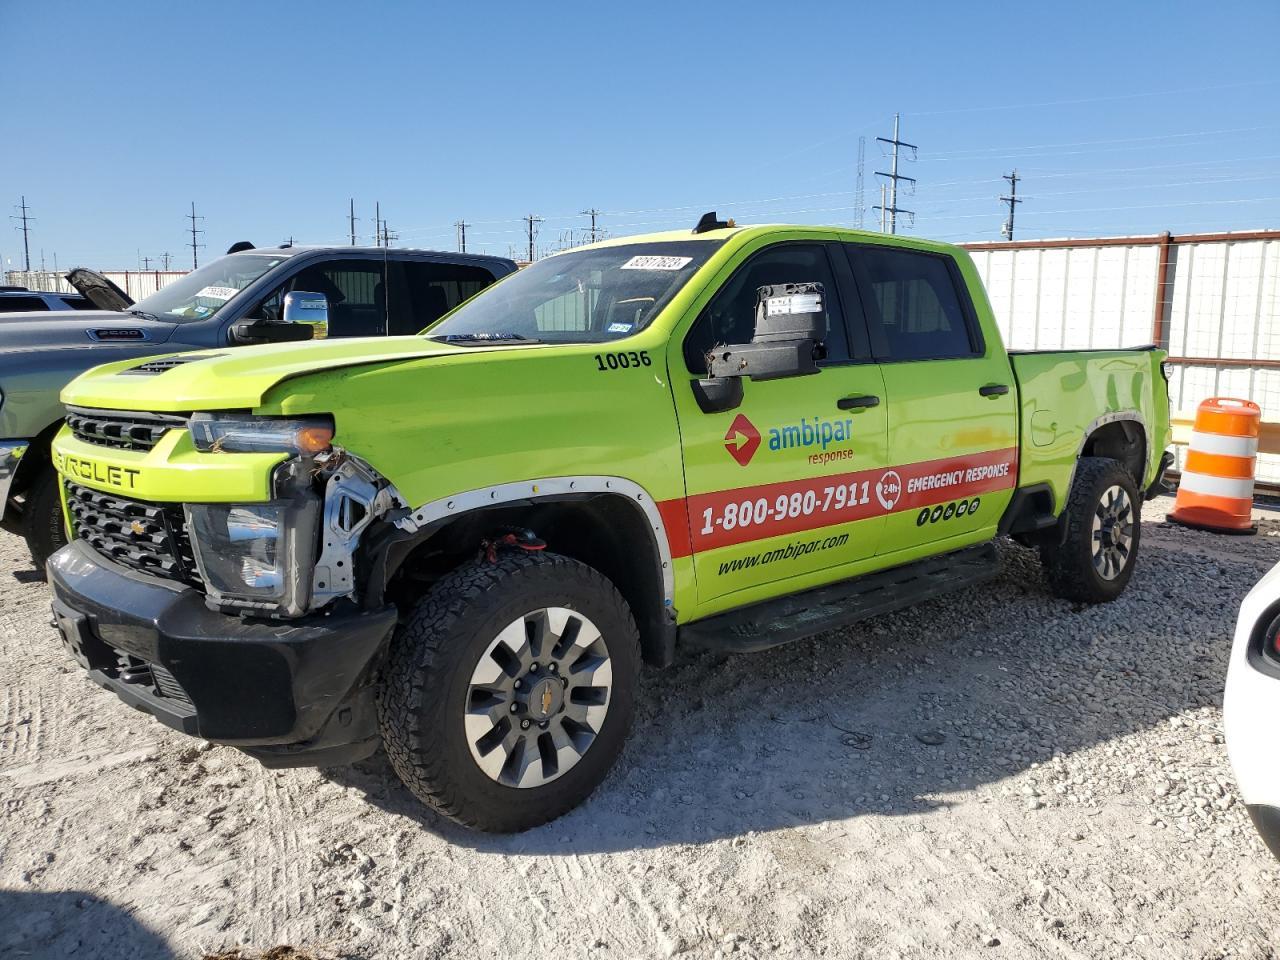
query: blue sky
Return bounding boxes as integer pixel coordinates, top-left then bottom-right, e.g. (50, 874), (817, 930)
(2, 0), (1279, 269)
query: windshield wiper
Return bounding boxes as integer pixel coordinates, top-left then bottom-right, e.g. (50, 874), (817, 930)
(431, 333), (542, 345)
(127, 308), (162, 321)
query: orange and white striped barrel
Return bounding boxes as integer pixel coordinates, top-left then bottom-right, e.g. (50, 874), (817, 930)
(1168, 397), (1260, 534)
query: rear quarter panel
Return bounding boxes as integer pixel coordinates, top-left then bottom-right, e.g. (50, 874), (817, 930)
(1010, 349), (1170, 512)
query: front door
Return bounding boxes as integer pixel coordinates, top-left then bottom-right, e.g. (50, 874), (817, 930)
(672, 239), (890, 609)
(843, 243), (1019, 557)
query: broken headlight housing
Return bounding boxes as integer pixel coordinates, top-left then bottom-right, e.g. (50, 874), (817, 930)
(184, 462), (321, 617)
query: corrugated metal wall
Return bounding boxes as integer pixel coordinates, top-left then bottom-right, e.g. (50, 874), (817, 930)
(967, 233), (1280, 484)
(4, 269), (188, 301)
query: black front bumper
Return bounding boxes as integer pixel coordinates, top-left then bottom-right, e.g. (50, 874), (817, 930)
(48, 540), (398, 767)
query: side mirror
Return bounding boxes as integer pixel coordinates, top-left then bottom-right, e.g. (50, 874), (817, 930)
(691, 282), (827, 413)
(282, 291), (330, 338)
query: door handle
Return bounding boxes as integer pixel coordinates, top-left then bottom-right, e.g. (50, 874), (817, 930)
(979, 384), (1010, 398)
(837, 394), (880, 410)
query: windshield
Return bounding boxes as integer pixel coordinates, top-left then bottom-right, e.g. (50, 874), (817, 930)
(130, 254), (288, 322)
(428, 240), (723, 344)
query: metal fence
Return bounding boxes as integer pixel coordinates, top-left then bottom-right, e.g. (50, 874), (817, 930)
(964, 230), (1280, 485)
(4, 269), (188, 301)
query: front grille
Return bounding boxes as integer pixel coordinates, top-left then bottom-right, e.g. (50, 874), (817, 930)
(65, 406), (187, 452)
(65, 482), (202, 587)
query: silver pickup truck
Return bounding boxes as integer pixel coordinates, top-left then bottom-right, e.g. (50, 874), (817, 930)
(0, 244), (516, 571)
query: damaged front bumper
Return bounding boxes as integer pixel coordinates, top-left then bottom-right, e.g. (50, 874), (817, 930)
(48, 540), (398, 767)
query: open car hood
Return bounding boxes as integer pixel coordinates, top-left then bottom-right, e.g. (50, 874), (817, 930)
(65, 268), (134, 311)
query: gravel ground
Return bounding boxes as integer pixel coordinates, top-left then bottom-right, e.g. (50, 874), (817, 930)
(1, 496), (1278, 960)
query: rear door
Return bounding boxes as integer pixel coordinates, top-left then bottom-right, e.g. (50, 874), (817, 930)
(843, 243), (1018, 557)
(672, 239), (890, 608)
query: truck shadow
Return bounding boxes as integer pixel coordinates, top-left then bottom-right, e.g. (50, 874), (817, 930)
(325, 517), (1270, 855)
(0, 889), (177, 959)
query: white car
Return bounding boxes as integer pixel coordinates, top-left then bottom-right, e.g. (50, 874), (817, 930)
(1224, 560), (1280, 858)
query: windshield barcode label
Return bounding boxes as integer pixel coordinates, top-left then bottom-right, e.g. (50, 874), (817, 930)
(620, 256), (693, 271)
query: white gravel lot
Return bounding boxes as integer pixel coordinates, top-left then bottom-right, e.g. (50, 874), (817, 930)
(1, 496), (1278, 960)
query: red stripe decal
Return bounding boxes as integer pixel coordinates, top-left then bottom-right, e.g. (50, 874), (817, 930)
(658, 447), (1017, 558)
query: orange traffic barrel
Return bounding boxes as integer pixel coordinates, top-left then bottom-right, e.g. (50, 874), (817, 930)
(1168, 397), (1260, 534)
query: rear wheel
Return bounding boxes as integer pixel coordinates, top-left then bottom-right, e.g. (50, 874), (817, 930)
(21, 464), (66, 576)
(1039, 456), (1141, 603)
(377, 551), (640, 832)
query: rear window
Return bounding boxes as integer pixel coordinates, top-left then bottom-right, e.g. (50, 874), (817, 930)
(851, 246), (978, 361)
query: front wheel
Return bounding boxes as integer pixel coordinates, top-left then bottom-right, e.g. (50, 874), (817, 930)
(22, 464), (67, 576)
(377, 551), (640, 832)
(1039, 456), (1141, 603)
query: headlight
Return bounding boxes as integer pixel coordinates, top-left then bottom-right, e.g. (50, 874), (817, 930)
(185, 497), (319, 617)
(189, 413), (334, 455)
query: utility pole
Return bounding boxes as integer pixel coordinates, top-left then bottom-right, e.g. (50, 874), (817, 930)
(40, 249), (46, 272)
(281, 236), (295, 247)
(141, 255), (153, 270)
(455, 220), (469, 252)
(878, 184), (887, 232)
(524, 214), (543, 262)
(348, 198), (358, 245)
(874, 113), (916, 234)
(160, 251), (172, 270)
(373, 201), (382, 247)
(10, 195), (33, 271)
(581, 208), (602, 243)
(1000, 169), (1022, 240)
(855, 137), (866, 230)
(380, 221), (396, 247)
(187, 202), (205, 268)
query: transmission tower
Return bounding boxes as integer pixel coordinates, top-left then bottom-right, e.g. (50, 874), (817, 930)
(10, 196), (33, 271)
(187, 202), (205, 268)
(581, 208), (602, 243)
(455, 220), (469, 252)
(873, 113), (916, 234)
(1000, 170), (1022, 240)
(855, 137), (865, 230)
(524, 214), (543, 262)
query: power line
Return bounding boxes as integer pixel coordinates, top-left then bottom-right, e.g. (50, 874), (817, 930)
(187, 202), (204, 269)
(10, 195), (33, 272)
(524, 214), (543, 262)
(455, 220), (469, 252)
(1000, 170), (1022, 240)
(874, 112), (916, 233)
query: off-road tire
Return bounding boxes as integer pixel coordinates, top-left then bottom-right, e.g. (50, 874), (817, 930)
(22, 465), (67, 576)
(1039, 456), (1140, 603)
(377, 551), (640, 832)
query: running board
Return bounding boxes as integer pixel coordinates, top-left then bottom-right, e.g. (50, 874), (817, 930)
(680, 543), (999, 654)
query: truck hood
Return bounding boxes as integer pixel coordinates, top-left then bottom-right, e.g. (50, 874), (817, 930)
(60, 335), (494, 412)
(0, 310), (180, 348)
(65, 268), (134, 310)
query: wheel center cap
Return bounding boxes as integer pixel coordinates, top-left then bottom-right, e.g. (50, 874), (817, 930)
(526, 677), (563, 721)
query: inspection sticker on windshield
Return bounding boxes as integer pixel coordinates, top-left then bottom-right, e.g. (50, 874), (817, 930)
(194, 285), (239, 302)
(620, 255), (692, 271)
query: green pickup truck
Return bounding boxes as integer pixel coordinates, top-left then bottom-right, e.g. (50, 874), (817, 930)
(46, 217), (1172, 832)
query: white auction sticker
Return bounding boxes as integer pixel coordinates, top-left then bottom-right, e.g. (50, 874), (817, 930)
(194, 285), (239, 302)
(620, 255), (692, 271)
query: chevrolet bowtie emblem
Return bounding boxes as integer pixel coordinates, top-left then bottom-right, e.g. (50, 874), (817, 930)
(129, 519), (147, 536)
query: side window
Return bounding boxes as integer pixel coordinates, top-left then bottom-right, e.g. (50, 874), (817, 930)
(248, 260), (387, 337)
(389, 262), (497, 336)
(683, 243), (849, 374)
(0, 296), (49, 312)
(851, 246), (978, 361)
(60, 296), (89, 309)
